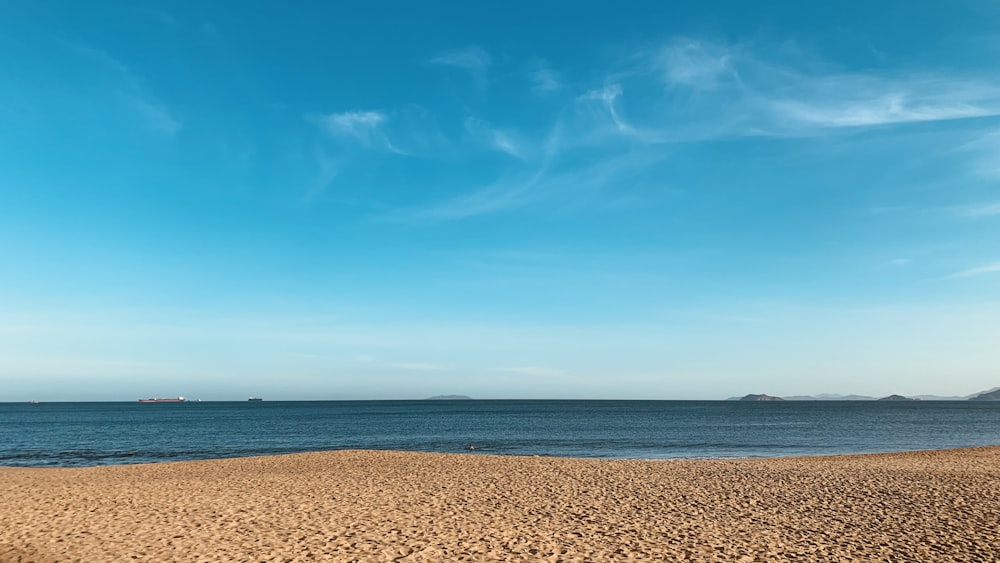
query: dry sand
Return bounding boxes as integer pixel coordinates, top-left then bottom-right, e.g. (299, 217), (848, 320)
(1, 447), (998, 562)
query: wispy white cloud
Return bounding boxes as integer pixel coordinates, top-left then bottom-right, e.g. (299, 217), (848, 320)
(944, 262), (1000, 279)
(314, 110), (391, 147)
(530, 68), (561, 94)
(359, 36), (1000, 224)
(630, 38), (1000, 137)
(772, 87), (999, 129)
(768, 74), (1000, 132)
(490, 366), (566, 377)
(393, 169), (547, 223)
(491, 130), (521, 158)
(580, 84), (636, 135)
(464, 117), (523, 158)
(61, 40), (183, 136)
(658, 38), (740, 89)
(130, 97), (182, 135)
(312, 105), (450, 156)
(324, 110), (386, 135)
(384, 146), (662, 223)
(430, 46), (491, 70)
(62, 39), (132, 78)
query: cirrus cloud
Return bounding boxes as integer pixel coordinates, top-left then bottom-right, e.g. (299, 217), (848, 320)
(430, 46), (491, 70)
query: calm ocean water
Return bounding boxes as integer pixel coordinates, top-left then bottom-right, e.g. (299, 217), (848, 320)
(1, 400), (998, 467)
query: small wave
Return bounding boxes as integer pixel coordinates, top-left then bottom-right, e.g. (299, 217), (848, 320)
(0, 447), (325, 467)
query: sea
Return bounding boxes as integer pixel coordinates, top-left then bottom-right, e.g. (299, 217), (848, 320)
(1, 400), (998, 467)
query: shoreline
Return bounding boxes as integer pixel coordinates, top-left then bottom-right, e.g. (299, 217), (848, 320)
(2, 446), (999, 561)
(4, 442), (1000, 470)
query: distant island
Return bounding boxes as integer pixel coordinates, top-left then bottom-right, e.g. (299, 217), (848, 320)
(424, 395), (473, 400)
(728, 386), (1000, 402)
(969, 389), (1000, 401)
(781, 394), (877, 401)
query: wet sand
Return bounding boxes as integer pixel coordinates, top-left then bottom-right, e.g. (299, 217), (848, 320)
(1, 446), (998, 561)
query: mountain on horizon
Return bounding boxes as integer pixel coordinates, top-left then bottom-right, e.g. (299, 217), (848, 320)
(727, 387), (1000, 402)
(781, 393), (876, 401)
(969, 388), (1000, 401)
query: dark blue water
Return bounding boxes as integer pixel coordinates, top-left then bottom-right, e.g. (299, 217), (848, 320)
(1, 400), (998, 467)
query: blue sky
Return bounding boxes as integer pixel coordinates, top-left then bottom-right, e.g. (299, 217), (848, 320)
(2, 1), (999, 400)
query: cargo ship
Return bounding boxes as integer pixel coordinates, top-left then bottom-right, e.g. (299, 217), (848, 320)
(138, 397), (186, 403)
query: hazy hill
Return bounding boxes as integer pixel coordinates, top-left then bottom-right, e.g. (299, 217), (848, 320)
(781, 394), (876, 401)
(736, 387), (1000, 401)
(969, 388), (1000, 401)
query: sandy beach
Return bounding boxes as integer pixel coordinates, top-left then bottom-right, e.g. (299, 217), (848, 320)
(1, 447), (998, 562)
